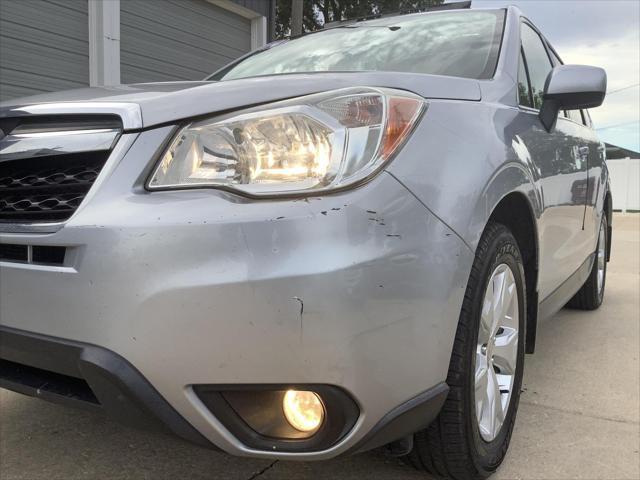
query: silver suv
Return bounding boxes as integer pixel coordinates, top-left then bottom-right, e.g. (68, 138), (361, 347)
(0, 7), (610, 479)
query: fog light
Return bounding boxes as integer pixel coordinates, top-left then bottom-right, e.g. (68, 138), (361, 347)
(282, 390), (324, 433)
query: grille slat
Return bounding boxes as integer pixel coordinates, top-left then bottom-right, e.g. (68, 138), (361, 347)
(0, 244), (66, 265)
(0, 115), (121, 224)
(0, 147), (112, 223)
(0, 183), (92, 195)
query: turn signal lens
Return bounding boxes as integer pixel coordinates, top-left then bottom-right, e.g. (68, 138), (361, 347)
(282, 390), (324, 433)
(381, 97), (424, 159)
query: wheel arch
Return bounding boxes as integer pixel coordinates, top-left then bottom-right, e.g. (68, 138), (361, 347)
(486, 191), (540, 354)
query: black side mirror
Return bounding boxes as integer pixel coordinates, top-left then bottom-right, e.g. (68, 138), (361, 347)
(539, 65), (607, 131)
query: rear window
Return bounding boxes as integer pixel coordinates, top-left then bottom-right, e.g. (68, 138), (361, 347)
(211, 10), (505, 81)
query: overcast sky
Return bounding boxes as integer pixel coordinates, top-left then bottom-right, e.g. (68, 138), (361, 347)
(474, 0), (640, 152)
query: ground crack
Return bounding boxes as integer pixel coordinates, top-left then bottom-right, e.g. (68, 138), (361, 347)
(521, 400), (639, 425)
(247, 460), (279, 480)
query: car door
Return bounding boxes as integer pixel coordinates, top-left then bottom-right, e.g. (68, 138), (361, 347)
(577, 109), (606, 254)
(547, 48), (604, 252)
(517, 22), (590, 300)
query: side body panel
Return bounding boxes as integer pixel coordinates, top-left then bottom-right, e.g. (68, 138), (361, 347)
(517, 112), (590, 299)
(582, 117), (609, 248)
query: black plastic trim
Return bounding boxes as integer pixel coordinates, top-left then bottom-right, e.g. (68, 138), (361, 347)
(194, 383), (359, 453)
(0, 359), (100, 408)
(525, 289), (539, 354)
(0, 325), (212, 448)
(346, 382), (449, 454)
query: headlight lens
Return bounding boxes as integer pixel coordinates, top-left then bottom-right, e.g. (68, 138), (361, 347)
(148, 87), (424, 196)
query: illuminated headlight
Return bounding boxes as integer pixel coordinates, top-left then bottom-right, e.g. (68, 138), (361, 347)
(147, 87), (425, 196)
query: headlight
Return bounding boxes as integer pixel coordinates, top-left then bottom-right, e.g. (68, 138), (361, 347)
(147, 87), (425, 196)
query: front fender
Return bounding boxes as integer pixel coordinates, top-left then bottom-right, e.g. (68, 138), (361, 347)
(387, 100), (541, 252)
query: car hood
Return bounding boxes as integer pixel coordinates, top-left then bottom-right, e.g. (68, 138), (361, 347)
(0, 72), (481, 130)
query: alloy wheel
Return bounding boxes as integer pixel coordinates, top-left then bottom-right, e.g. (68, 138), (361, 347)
(597, 219), (606, 295)
(475, 263), (519, 442)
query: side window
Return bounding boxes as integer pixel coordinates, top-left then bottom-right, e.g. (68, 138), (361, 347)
(520, 23), (553, 110)
(518, 50), (533, 108)
(567, 109), (584, 124)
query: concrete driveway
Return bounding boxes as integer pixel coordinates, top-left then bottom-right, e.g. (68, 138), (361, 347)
(1, 213), (638, 480)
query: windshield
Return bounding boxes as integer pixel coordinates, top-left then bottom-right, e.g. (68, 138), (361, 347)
(210, 10), (505, 82)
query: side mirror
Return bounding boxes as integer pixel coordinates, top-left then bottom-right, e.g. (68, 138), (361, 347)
(539, 65), (607, 131)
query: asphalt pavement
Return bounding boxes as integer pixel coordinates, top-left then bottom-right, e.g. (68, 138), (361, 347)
(1, 213), (638, 480)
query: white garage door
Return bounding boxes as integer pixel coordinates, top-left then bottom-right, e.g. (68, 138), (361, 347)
(120, 0), (252, 84)
(0, 0), (89, 101)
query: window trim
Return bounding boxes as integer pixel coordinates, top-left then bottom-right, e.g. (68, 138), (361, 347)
(518, 46), (535, 109)
(522, 19), (555, 67)
(518, 20), (554, 112)
(485, 9), (509, 80)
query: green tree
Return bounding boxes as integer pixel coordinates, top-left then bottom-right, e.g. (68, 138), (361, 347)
(275, 0), (445, 39)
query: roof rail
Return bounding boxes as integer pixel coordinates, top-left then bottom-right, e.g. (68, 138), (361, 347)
(323, 1), (472, 28)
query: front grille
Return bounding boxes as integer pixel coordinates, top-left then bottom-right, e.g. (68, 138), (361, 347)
(0, 152), (110, 222)
(32, 245), (67, 265)
(0, 243), (67, 265)
(0, 115), (121, 224)
(0, 243), (28, 261)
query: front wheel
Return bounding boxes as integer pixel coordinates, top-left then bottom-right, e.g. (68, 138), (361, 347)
(406, 222), (526, 480)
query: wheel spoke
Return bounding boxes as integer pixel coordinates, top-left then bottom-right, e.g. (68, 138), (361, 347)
(475, 363), (488, 422)
(502, 281), (518, 327)
(479, 296), (493, 344)
(490, 367), (505, 436)
(478, 366), (494, 439)
(496, 373), (512, 395)
(486, 366), (504, 439)
(491, 271), (506, 335)
(492, 327), (518, 375)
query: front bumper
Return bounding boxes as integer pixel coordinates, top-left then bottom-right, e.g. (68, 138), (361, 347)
(0, 127), (473, 459)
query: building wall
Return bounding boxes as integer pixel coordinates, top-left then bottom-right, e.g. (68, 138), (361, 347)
(608, 158), (640, 212)
(120, 0), (251, 84)
(0, 0), (89, 101)
(231, 0), (271, 17)
(0, 0), (272, 101)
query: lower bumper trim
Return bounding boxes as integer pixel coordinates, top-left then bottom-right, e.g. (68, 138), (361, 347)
(0, 325), (212, 448)
(348, 382), (449, 454)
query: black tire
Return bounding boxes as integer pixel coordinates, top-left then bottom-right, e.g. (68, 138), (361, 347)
(405, 222), (527, 480)
(566, 214), (608, 310)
